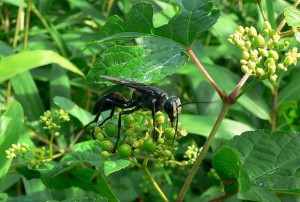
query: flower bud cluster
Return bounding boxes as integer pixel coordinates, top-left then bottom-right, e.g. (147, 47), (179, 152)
(228, 21), (300, 81)
(40, 109), (70, 134)
(183, 144), (202, 165)
(5, 143), (29, 159)
(94, 111), (188, 164)
(5, 143), (48, 167)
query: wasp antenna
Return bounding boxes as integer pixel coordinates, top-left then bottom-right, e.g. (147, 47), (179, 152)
(178, 100), (219, 107)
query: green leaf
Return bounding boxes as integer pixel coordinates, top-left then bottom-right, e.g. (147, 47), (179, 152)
(61, 140), (104, 168)
(0, 50), (84, 83)
(61, 196), (108, 202)
(0, 101), (24, 183)
(103, 160), (132, 177)
(70, 169), (118, 202)
(10, 72), (44, 122)
(278, 75), (300, 106)
(87, 37), (188, 84)
(54, 96), (94, 126)
(224, 130), (300, 194)
(284, 7), (300, 42)
(155, 0), (220, 46)
(97, 1), (220, 46)
(2, 0), (27, 7)
(238, 169), (280, 202)
(180, 114), (253, 139)
(212, 147), (240, 194)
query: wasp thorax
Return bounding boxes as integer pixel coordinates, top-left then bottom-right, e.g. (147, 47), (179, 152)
(163, 97), (182, 122)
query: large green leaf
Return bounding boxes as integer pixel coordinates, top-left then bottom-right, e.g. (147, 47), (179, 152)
(103, 160), (132, 177)
(97, 1), (220, 46)
(278, 74), (300, 106)
(224, 130), (300, 194)
(87, 37), (188, 84)
(0, 101), (24, 183)
(155, 0), (220, 46)
(0, 50), (84, 83)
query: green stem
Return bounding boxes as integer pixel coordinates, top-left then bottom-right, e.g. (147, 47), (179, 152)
(176, 102), (230, 201)
(23, 0), (32, 49)
(31, 5), (67, 56)
(142, 156), (169, 202)
(276, 0), (300, 33)
(13, 4), (23, 48)
(49, 131), (55, 158)
(256, 0), (267, 21)
(270, 84), (279, 132)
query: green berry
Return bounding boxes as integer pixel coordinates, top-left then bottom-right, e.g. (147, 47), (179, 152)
(94, 127), (102, 133)
(164, 128), (175, 140)
(263, 21), (272, 30)
(123, 115), (135, 128)
(134, 148), (141, 155)
(256, 68), (264, 77)
(118, 144), (132, 158)
(104, 122), (118, 137)
(157, 137), (164, 144)
(125, 128), (135, 136)
(163, 150), (172, 158)
(96, 132), (105, 141)
(142, 139), (157, 153)
(155, 112), (165, 124)
(101, 151), (110, 158)
(101, 140), (114, 151)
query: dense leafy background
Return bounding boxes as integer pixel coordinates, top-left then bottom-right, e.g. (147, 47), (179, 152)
(1, 0), (300, 201)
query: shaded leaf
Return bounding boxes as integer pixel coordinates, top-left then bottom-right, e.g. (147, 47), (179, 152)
(103, 160), (132, 177)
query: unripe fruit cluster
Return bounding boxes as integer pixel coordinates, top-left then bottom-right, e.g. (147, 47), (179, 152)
(95, 111), (188, 163)
(228, 21), (300, 81)
(40, 109), (70, 133)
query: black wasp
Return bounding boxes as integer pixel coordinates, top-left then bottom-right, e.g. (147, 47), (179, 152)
(86, 75), (182, 151)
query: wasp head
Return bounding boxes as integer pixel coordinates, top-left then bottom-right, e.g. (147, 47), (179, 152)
(163, 96), (182, 126)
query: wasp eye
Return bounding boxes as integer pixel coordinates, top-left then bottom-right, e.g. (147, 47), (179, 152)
(164, 97), (181, 122)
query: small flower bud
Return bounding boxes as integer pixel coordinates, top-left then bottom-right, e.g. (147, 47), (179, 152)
(268, 50), (279, 60)
(240, 59), (248, 65)
(256, 68), (265, 76)
(270, 74), (278, 82)
(248, 60), (256, 69)
(242, 51), (250, 60)
(241, 65), (249, 73)
(277, 63), (285, 70)
(263, 21), (272, 30)
(249, 26), (257, 37)
(245, 41), (251, 49)
(284, 56), (294, 66)
(252, 34), (265, 48)
(237, 26), (245, 33)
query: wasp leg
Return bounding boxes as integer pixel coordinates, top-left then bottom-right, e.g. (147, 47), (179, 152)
(113, 106), (141, 153)
(151, 99), (157, 141)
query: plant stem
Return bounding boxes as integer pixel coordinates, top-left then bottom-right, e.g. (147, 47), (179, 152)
(23, 0), (32, 49)
(256, 0), (267, 21)
(270, 84), (279, 132)
(49, 131), (55, 158)
(186, 48), (225, 100)
(13, 5), (23, 48)
(142, 156), (169, 202)
(276, 0), (300, 33)
(229, 72), (252, 103)
(176, 102), (230, 201)
(234, 78), (256, 101)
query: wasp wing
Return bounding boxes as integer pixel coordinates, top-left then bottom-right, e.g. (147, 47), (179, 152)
(100, 75), (150, 93)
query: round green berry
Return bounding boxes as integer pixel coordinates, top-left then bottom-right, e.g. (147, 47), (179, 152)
(123, 115), (135, 128)
(125, 128), (135, 136)
(96, 132), (105, 141)
(101, 151), (110, 158)
(163, 150), (172, 158)
(157, 137), (164, 144)
(164, 128), (175, 140)
(101, 140), (114, 151)
(155, 112), (165, 124)
(118, 144), (132, 158)
(142, 139), (157, 153)
(104, 122), (118, 137)
(94, 126), (102, 133)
